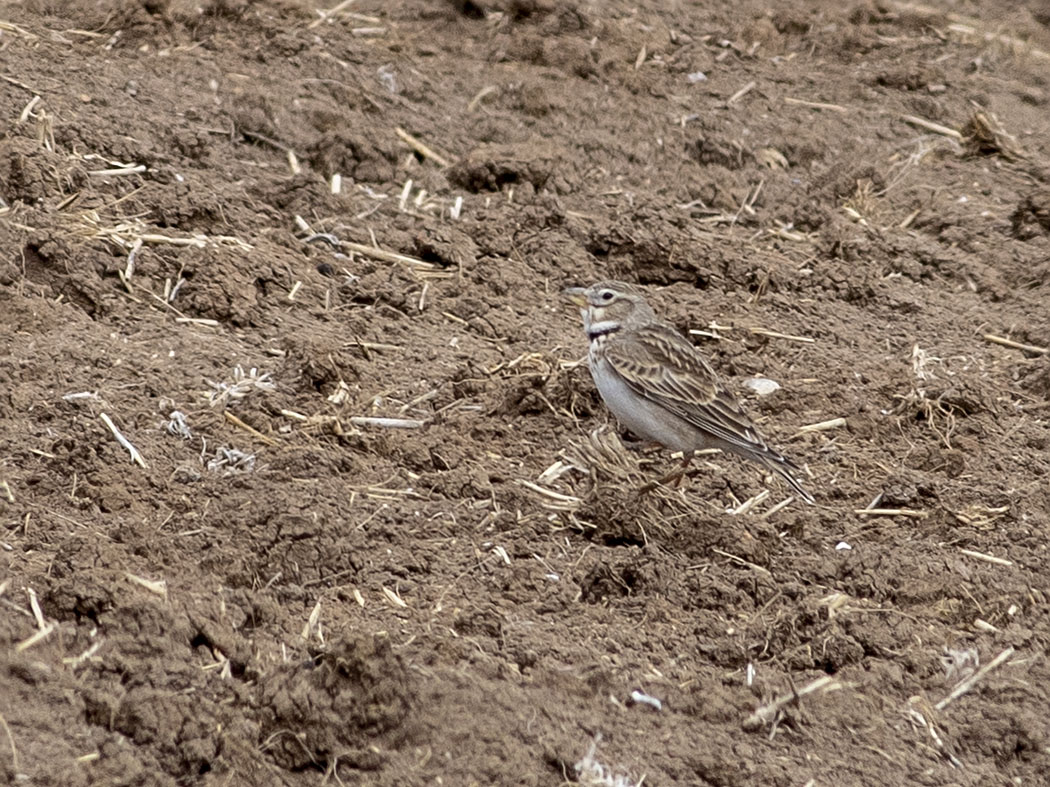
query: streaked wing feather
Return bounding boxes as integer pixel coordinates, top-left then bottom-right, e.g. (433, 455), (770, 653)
(605, 324), (772, 454)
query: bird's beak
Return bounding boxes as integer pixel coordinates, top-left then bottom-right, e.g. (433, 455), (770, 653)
(562, 287), (588, 307)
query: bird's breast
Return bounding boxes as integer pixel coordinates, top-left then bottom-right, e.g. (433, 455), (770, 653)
(588, 346), (699, 452)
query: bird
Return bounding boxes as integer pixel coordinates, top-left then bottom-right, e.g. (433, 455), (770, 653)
(563, 280), (814, 504)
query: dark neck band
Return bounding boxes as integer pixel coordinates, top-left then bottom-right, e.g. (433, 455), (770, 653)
(587, 325), (621, 341)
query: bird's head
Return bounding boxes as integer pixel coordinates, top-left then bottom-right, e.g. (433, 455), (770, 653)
(562, 281), (655, 337)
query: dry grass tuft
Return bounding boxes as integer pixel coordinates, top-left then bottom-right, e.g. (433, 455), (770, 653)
(524, 428), (713, 543)
(574, 735), (643, 787)
(963, 106), (1025, 160)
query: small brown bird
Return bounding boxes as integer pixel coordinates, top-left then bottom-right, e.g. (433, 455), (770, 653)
(564, 280), (814, 504)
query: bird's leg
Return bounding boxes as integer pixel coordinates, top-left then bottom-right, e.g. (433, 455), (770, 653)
(655, 455), (688, 486)
(636, 454), (694, 496)
(631, 442), (677, 497)
(666, 454), (692, 488)
(622, 437), (664, 458)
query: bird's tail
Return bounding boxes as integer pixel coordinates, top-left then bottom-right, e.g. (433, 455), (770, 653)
(759, 452), (815, 505)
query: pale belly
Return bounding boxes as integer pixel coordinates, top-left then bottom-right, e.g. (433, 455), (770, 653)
(589, 354), (712, 454)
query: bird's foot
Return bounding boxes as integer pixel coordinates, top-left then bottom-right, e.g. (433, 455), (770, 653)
(636, 457), (694, 496)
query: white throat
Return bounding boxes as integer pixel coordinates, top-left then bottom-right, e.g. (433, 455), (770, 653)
(585, 318), (621, 341)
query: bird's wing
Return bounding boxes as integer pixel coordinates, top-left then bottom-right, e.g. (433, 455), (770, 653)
(603, 323), (773, 456)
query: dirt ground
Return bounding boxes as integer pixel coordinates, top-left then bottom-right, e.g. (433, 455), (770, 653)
(3, 0), (1050, 784)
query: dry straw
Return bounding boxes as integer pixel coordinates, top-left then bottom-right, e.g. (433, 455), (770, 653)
(521, 427), (793, 543)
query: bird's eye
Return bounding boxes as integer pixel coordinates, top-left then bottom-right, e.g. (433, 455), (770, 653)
(600, 290), (614, 302)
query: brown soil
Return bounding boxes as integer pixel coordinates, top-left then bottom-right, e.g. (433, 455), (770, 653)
(3, 0), (1050, 784)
